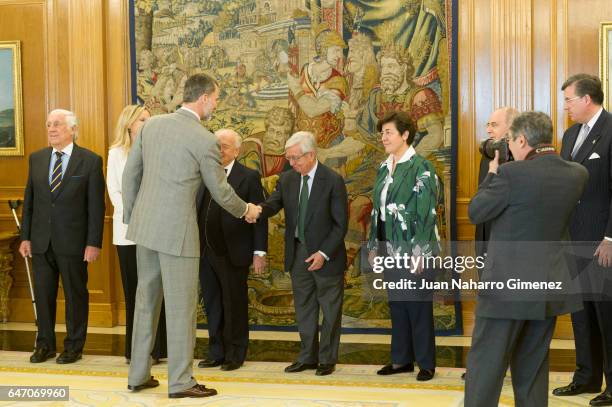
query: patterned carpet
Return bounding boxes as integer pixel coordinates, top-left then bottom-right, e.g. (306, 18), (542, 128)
(0, 351), (596, 406)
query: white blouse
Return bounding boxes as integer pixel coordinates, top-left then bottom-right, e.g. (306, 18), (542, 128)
(106, 147), (135, 246)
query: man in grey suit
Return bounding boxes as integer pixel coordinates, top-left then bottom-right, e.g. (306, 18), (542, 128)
(465, 111), (588, 406)
(122, 73), (261, 398)
(259, 131), (348, 376)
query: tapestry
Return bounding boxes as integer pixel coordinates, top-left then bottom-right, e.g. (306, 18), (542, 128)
(131, 0), (460, 334)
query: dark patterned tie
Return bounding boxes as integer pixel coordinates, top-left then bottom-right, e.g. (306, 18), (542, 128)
(50, 151), (64, 193)
(297, 175), (310, 243)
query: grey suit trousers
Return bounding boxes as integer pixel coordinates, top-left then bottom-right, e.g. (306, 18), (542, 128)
(464, 316), (556, 407)
(290, 241), (344, 364)
(127, 245), (199, 394)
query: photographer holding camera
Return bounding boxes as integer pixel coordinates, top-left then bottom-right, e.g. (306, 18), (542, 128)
(476, 107), (519, 257)
(465, 111), (588, 406)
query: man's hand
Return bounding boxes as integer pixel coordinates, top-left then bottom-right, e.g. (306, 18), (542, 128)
(19, 240), (32, 258)
(305, 252), (325, 271)
(368, 249), (377, 267)
(84, 246), (101, 263)
(488, 150), (500, 174)
(245, 203), (262, 223)
(253, 255), (266, 275)
(594, 239), (612, 267)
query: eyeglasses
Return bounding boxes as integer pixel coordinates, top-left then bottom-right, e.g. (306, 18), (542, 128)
(285, 152), (308, 162)
(485, 122), (499, 129)
(564, 95), (584, 104)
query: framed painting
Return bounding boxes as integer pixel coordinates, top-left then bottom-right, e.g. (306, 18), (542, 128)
(600, 22), (612, 111)
(0, 41), (24, 156)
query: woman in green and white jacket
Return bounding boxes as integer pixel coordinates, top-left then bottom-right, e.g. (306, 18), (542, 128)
(368, 111), (440, 381)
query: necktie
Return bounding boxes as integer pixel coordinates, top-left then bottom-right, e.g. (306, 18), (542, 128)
(297, 175), (310, 243)
(50, 151), (64, 193)
(571, 124), (590, 159)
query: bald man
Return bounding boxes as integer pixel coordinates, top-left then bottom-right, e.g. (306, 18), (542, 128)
(475, 107), (519, 257)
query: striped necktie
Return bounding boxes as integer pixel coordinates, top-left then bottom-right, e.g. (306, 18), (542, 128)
(571, 124), (590, 159)
(50, 151), (64, 193)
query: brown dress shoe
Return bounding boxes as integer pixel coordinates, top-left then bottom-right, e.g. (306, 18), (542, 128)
(169, 384), (217, 398)
(127, 376), (159, 391)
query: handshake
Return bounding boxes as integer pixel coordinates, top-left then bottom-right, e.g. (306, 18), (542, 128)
(245, 203), (263, 223)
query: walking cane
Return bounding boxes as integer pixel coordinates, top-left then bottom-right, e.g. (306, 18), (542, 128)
(8, 199), (37, 325)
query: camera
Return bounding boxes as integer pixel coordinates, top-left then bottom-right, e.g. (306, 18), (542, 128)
(479, 138), (512, 163)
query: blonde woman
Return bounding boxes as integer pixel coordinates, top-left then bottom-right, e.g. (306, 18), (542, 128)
(107, 105), (167, 363)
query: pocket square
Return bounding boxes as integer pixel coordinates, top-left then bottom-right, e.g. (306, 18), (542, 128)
(589, 152), (600, 160)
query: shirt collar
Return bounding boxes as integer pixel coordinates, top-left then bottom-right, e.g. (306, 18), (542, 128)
(52, 142), (74, 157)
(384, 145), (416, 168)
(303, 160), (318, 180)
(224, 160), (235, 176)
(586, 107), (604, 129)
(180, 106), (201, 121)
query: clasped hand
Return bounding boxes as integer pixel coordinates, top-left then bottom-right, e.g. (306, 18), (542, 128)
(245, 203), (262, 223)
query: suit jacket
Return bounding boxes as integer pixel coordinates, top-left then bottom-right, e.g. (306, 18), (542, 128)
(21, 144), (105, 256)
(474, 156), (492, 257)
(196, 161), (268, 267)
(260, 162), (348, 276)
(122, 109), (247, 258)
(468, 153), (588, 320)
(560, 109), (612, 242)
(367, 151), (439, 257)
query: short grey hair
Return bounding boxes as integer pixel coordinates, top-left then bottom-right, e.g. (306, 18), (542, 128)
(49, 109), (78, 141)
(509, 111), (553, 147)
(215, 128), (241, 148)
(285, 131), (316, 153)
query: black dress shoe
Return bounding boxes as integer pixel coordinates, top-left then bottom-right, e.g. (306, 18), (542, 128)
(284, 361), (318, 373)
(221, 361), (242, 371)
(30, 346), (56, 363)
(198, 358), (223, 368)
(417, 369), (435, 381)
(316, 364), (335, 376)
(591, 390), (612, 406)
(377, 363), (415, 375)
(553, 382), (601, 396)
(169, 383), (217, 398)
(56, 350), (82, 364)
(127, 376), (159, 391)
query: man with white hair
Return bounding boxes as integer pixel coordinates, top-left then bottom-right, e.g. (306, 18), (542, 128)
(196, 128), (268, 372)
(259, 131), (348, 376)
(19, 109), (105, 364)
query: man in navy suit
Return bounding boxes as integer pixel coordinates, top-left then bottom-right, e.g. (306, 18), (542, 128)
(19, 109), (105, 364)
(196, 129), (268, 371)
(553, 74), (612, 406)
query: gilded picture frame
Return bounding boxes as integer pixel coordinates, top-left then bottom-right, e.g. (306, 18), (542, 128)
(0, 41), (24, 156)
(600, 22), (612, 111)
